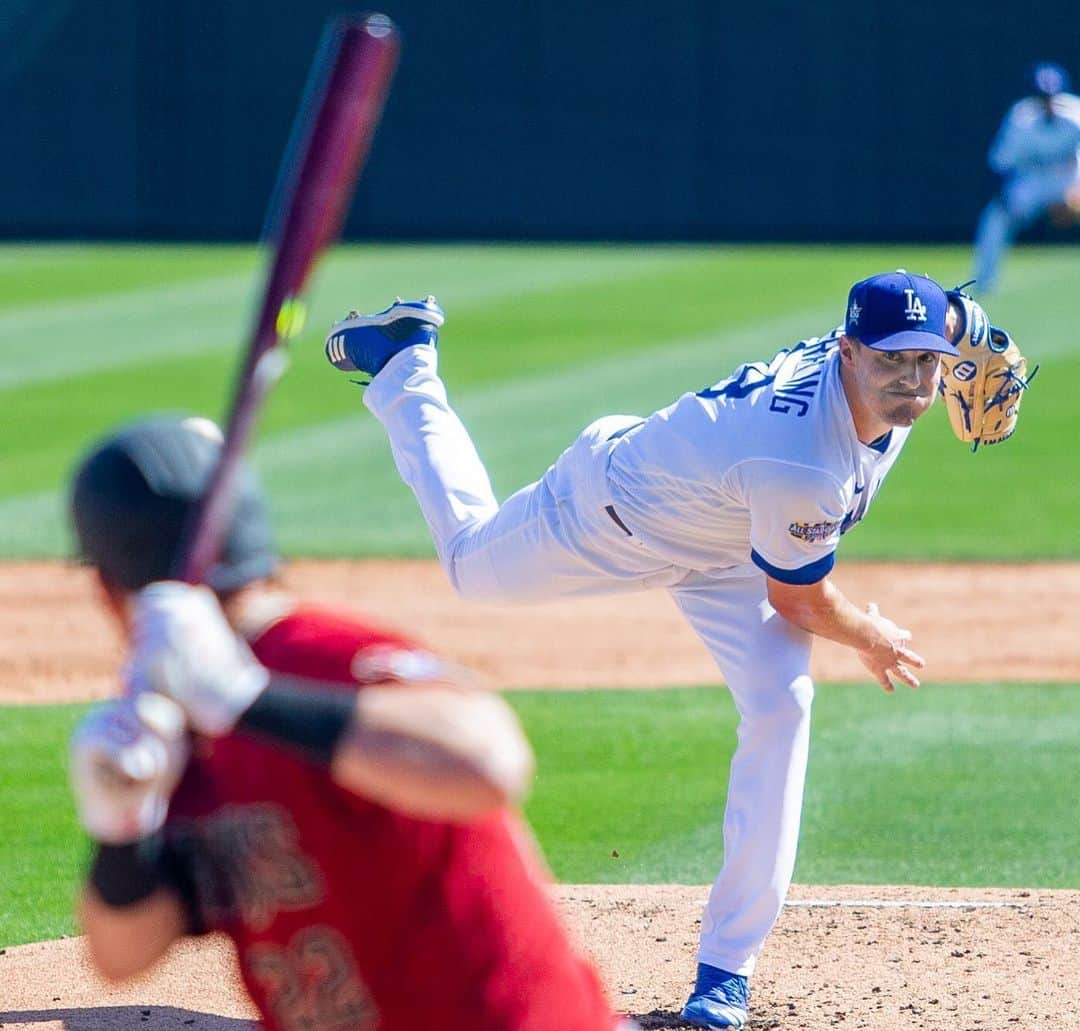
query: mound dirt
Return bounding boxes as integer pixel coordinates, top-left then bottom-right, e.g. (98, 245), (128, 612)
(1, 887), (1077, 1029)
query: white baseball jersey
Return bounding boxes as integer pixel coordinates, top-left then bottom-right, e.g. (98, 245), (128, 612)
(605, 330), (909, 583)
(988, 94), (1080, 177)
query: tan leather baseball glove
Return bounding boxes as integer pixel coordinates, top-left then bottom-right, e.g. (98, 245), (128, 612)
(940, 290), (1038, 451)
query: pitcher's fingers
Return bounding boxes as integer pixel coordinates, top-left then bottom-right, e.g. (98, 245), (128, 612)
(894, 663), (921, 689)
(899, 646), (926, 669)
(866, 602), (880, 616)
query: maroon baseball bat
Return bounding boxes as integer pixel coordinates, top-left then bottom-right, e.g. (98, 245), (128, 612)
(174, 12), (400, 584)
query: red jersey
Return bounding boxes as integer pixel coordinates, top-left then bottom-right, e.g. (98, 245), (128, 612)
(166, 603), (618, 1031)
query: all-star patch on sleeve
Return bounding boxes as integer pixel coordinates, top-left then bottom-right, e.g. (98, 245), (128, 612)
(786, 517), (843, 545)
(733, 459), (847, 585)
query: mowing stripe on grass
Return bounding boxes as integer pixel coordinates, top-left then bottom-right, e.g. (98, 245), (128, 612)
(0, 244), (258, 308)
(0, 273), (254, 390)
(0, 245), (692, 392)
(306, 244), (703, 318)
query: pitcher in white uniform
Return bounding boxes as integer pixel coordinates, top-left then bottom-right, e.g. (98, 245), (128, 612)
(324, 270), (964, 1029)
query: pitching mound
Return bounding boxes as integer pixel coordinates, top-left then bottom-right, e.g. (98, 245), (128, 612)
(0, 886), (1076, 1029)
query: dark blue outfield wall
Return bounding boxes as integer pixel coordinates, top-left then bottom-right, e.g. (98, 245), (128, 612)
(4, 0), (1079, 241)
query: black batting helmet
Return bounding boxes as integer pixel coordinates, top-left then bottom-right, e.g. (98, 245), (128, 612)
(69, 415), (278, 592)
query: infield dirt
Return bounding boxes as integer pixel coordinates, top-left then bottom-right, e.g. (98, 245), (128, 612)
(1, 559), (1078, 1029)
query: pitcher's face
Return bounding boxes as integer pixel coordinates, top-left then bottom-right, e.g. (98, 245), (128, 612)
(840, 337), (942, 431)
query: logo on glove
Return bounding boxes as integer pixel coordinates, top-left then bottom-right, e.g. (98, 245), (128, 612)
(951, 360), (978, 382)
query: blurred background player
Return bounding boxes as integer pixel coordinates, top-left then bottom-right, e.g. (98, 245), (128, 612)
(67, 415), (627, 1031)
(973, 60), (1080, 292)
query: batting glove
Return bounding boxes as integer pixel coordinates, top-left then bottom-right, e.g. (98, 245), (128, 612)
(127, 581), (270, 736)
(70, 694), (190, 845)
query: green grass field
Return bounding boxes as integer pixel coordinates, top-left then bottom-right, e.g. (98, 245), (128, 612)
(1, 242), (1077, 948)
(2, 684), (1077, 946)
(1, 242), (1077, 558)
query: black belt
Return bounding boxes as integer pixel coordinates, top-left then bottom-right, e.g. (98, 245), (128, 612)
(604, 423), (642, 537)
(604, 504), (633, 537)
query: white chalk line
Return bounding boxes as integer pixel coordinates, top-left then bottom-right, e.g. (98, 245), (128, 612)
(785, 898), (1026, 910)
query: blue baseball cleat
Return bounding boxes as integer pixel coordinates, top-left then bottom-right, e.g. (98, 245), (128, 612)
(325, 296), (445, 378)
(680, 963), (749, 1029)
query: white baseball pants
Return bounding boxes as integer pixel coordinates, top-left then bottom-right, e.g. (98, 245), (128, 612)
(364, 345), (814, 976)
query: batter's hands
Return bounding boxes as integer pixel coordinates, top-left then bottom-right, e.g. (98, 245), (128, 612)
(70, 694), (189, 844)
(856, 602), (925, 693)
(127, 581), (270, 736)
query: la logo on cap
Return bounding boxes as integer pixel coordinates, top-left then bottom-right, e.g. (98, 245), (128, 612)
(903, 288), (927, 323)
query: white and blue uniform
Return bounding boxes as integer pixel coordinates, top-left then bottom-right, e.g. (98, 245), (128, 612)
(364, 328), (908, 975)
(974, 93), (1080, 290)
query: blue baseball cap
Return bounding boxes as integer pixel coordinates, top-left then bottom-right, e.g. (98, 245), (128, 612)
(844, 270), (958, 356)
(1029, 61), (1070, 97)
